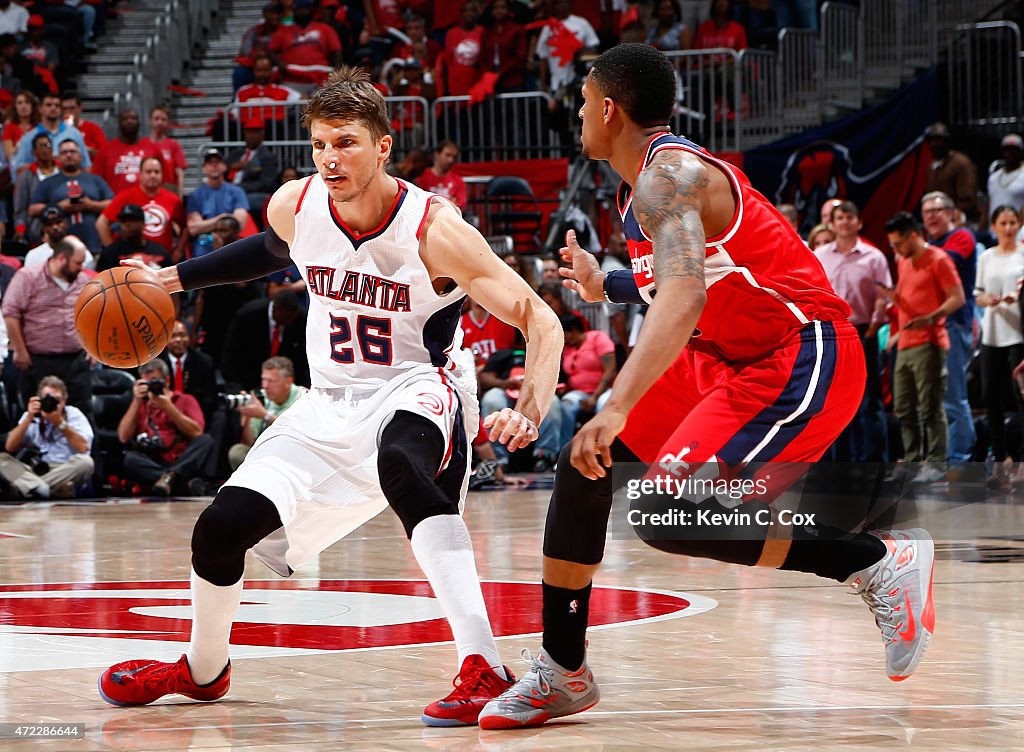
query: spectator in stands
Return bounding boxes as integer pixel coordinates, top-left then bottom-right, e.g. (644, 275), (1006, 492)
(442, 1), (485, 96)
(807, 223), (835, 249)
(776, 202), (799, 234)
(416, 139), (467, 209)
(233, 55), (302, 128)
(142, 106), (187, 193)
(647, 0), (693, 51)
(212, 214), (241, 250)
(599, 230), (634, 362)
(97, 156), (188, 260)
(268, 0), (342, 90)
(394, 14), (441, 71)
(924, 122), (979, 222)
(227, 115), (280, 220)
(2, 238), (92, 416)
(2, 90), (39, 163)
(538, 280), (586, 326)
(23, 211), (92, 267)
(222, 289), (309, 389)
(94, 203), (172, 272)
(227, 355), (303, 470)
(482, 0), (526, 93)
(820, 197), (843, 226)
(0, 0), (28, 36)
(386, 146), (431, 182)
(117, 358), (213, 496)
(694, 0), (747, 49)
(815, 200), (891, 462)
(233, 2), (284, 92)
(39, 0), (97, 54)
(60, 92), (105, 159)
(558, 312), (616, 447)
(194, 277), (265, 367)
(987, 133), (1024, 218)
(91, 108), (169, 194)
(159, 319), (224, 481)
(0, 33), (44, 97)
(11, 92), (89, 174)
(480, 346), (563, 471)
(883, 212), (965, 484)
(20, 15), (60, 80)
(462, 296), (518, 370)
(501, 250), (536, 289)
(12, 131), (58, 246)
(0, 374), (93, 498)
(187, 148), (249, 257)
(922, 189), (977, 463)
(29, 137), (112, 253)
(534, 0), (599, 100)
(974, 205), (1024, 488)
(772, 0), (819, 31)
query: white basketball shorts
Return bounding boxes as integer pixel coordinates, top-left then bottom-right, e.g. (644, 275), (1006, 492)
(227, 368), (476, 576)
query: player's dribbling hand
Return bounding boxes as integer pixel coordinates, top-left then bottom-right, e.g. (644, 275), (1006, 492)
(559, 229), (605, 303)
(483, 408), (539, 451)
(571, 407), (628, 480)
(120, 259), (183, 294)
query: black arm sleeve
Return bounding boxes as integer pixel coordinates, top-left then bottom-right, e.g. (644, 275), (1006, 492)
(176, 228), (294, 291)
(604, 268), (648, 304)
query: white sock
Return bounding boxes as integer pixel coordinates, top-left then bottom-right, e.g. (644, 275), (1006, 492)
(410, 514), (506, 677)
(186, 569), (243, 685)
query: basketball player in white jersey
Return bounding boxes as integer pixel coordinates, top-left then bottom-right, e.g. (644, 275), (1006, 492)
(98, 67), (563, 727)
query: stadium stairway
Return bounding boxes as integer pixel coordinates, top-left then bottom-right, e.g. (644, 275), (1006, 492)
(168, 0), (265, 192)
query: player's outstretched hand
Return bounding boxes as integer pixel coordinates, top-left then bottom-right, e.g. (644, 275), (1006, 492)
(483, 408), (539, 452)
(570, 407), (628, 480)
(119, 259), (183, 294)
(559, 229), (605, 303)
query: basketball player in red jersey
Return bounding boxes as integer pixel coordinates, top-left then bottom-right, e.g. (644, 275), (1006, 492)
(479, 44), (936, 729)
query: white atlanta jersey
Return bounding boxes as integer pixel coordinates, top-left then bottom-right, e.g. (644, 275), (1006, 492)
(291, 174), (470, 390)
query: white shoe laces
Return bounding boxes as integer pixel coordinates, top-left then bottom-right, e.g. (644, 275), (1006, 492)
(859, 561), (901, 642)
(513, 648), (554, 698)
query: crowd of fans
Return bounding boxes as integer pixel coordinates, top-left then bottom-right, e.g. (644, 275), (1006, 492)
(0, 1), (1020, 498)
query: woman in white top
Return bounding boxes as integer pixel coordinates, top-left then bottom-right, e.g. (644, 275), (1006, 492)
(975, 204), (1024, 487)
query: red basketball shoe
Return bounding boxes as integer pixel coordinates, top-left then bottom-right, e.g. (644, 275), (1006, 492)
(98, 655), (230, 706)
(421, 654), (515, 726)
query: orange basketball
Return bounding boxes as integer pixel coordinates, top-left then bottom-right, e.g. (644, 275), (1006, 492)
(74, 266), (176, 368)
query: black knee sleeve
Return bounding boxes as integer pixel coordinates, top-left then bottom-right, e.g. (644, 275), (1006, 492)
(543, 440), (643, 565)
(191, 485), (284, 586)
(379, 411), (460, 538)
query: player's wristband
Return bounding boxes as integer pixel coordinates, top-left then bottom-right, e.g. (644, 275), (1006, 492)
(177, 229), (294, 291)
(603, 269), (646, 304)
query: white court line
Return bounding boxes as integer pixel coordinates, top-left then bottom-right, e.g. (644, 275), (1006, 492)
(107, 702), (1024, 733)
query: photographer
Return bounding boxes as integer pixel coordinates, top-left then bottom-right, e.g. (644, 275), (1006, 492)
(227, 356), (303, 470)
(0, 376), (93, 499)
(117, 359), (213, 496)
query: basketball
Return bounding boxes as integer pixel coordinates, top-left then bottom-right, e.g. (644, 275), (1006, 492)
(74, 266), (176, 369)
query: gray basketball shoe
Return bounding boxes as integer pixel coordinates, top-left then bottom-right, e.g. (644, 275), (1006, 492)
(478, 648), (600, 729)
(846, 528), (936, 681)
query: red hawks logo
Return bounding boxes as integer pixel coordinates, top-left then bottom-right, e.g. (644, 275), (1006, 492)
(416, 393), (445, 416)
(0, 580), (715, 672)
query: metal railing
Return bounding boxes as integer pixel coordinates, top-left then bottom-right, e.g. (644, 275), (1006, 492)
(948, 21), (1024, 130)
(820, 1), (863, 112)
(777, 28), (821, 135)
(432, 92), (560, 162)
(666, 49), (740, 153)
(737, 49), (780, 148)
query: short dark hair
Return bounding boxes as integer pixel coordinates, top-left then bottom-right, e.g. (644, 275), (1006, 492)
(885, 211), (920, 236)
(272, 289), (300, 312)
(991, 204), (1021, 224)
(559, 313), (585, 333)
(32, 132), (51, 149)
(60, 92), (81, 104)
(435, 139), (458, 153)
(537, 281), (564, 299)
(832, 200), (860, 218)
(216, 215), (241, 232)
(51, 239), (76, 259)
(588, 43), (676, 127)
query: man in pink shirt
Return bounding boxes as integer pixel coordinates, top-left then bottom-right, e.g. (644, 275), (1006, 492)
(814, 200), (892, 462)
(883, 212), (965, 484)
(416, 139), (468, 209)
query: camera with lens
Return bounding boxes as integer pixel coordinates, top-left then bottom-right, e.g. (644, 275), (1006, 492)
(39, 394), (60, 413)
(220, 392), (256, 409)
(134, 432), (165, 454)
(17, 447), (50, 476)
(143, 378), (165, 398)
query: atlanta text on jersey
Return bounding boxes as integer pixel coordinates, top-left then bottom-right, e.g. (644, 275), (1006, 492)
(305, 266), (412, 312)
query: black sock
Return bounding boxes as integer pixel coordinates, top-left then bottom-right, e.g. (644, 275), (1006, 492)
(541, 581), (591, 671)
(781, 532), (888, 582)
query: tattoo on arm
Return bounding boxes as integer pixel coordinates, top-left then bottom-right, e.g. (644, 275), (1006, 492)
(632, 153), (709, 282)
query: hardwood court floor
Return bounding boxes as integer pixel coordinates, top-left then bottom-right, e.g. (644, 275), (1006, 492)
(1, 483), (1023, 751)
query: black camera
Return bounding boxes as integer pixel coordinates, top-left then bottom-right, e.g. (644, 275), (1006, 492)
(17, 447), (49, 477)
(39, 395), (59, 413)
(144, 378), (165, 398)
(134, 432), (164, 454)
(220, 392), (255, 409)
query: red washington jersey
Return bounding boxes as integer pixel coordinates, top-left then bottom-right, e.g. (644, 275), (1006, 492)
(618, 133), (850, 362)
